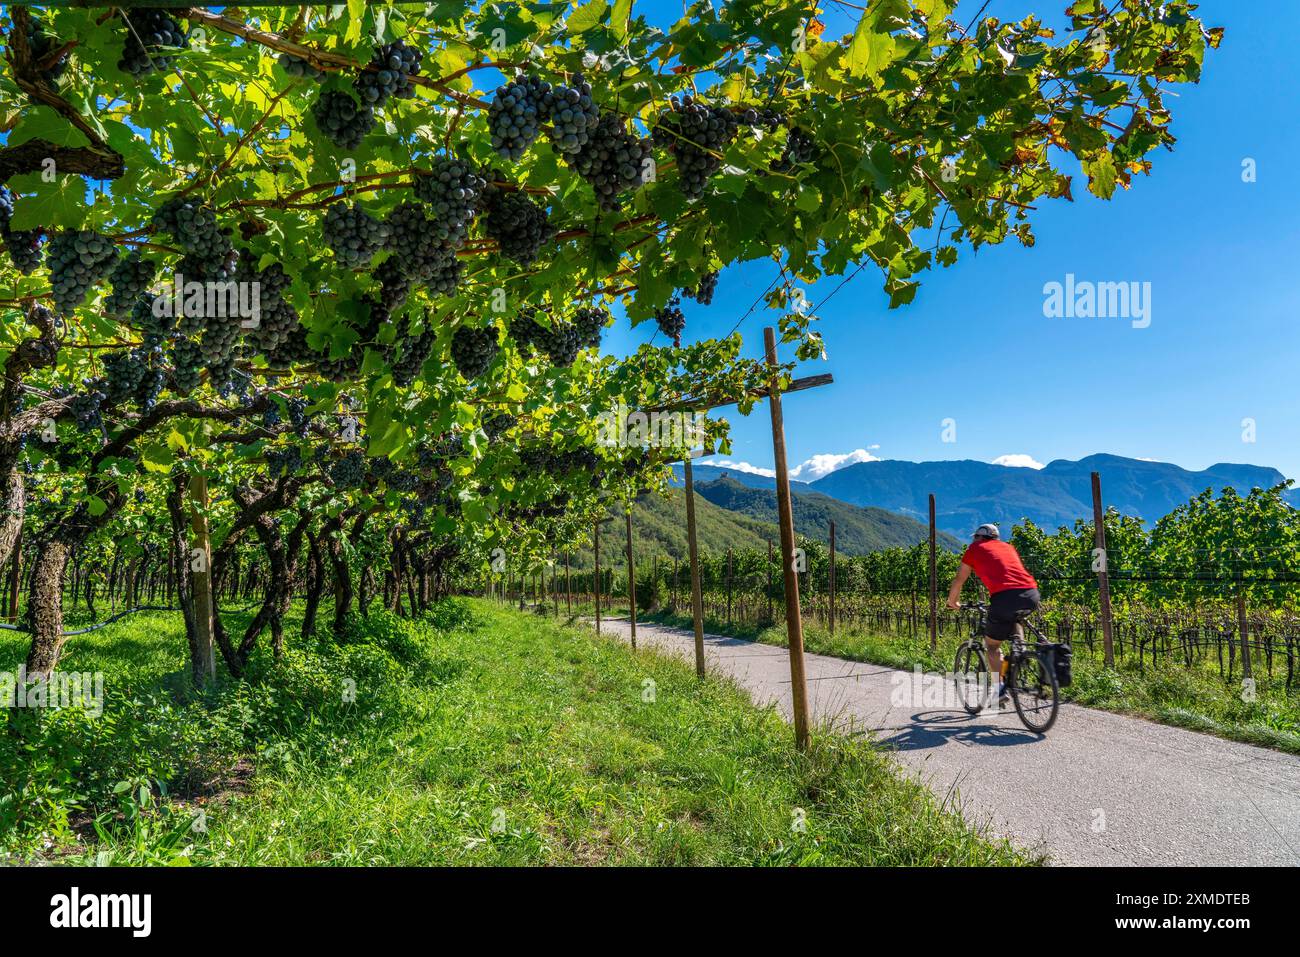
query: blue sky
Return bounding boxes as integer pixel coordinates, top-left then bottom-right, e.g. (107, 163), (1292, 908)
(603, 0), (1300, 484)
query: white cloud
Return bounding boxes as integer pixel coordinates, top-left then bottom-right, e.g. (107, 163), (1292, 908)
(791, 448), (881, 480)
(703, 458), (776, 478)
(701, 448), (880, 482)
(991, 453), (1045, 469)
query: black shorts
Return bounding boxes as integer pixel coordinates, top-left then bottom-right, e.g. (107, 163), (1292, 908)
(986, 588), (1041, 641)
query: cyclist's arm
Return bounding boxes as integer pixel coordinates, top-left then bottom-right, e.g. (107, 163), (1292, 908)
(946, 563), (971, 610)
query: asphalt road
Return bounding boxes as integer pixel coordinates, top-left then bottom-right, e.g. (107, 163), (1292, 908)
(594, 616), (1300, 866)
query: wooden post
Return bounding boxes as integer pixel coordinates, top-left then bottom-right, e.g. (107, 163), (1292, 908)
(625, 509), (637, 650)
(726, 547), (733, 626)
(188, 472), (216, 684)
(672, 557), (678, 611)
(594, 520), (601, 635)
(828, 521), (836, 636)
(1236, 569), (1252, 681)
(928, 494), (938, 651)
(565, 552), (572, 616)
(764, 327), (811, 750)
(1091, 471), (1115, 669)
(766, 538), (774, 624)
(683, 456), (706, 678)
(6, 527), (21, 622)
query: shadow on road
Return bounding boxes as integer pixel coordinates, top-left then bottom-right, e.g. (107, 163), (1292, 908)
(868, 710), (1047, 752)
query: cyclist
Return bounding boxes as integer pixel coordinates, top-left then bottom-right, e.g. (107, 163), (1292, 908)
(945, 523), (1040, 708)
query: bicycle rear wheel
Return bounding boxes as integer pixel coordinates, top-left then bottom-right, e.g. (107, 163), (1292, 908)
(1010, 652), (1059, 733)
(953, 641), (988, 714)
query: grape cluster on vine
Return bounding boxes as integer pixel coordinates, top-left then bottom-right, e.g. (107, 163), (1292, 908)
(385, 202), (460, 293)
(105, 254), (157, 319)
(483, 186), (554, 266)
(543, 75), (600, 156)
(24, 16), (70, 88)
(566, 113), (653, 211)
(323, 202), (391, 268)
(683, 270), (718, 306)
(483, 412), (516, 439)
(412, 157), (487, 248)
(279, 52), (326, 82)
(773, 128), (816, 171)
(374, 256), (412, 312)
(655, 297), (686, 347)
(653, 95), (741, 199)
(46, 230), (118, 314)
(449, 326), (499, 381)
(0, 186), (43, 275)
(354, 40), (422, 106)
(330, 449), (368, 490)
(152, 197), (235, 278)
(118, 8), (188, 77)
(311, 90), (375, 149)
(488, 75), (550, 160)
(572, 306), (609, 350)
(392, 324), (436, 387)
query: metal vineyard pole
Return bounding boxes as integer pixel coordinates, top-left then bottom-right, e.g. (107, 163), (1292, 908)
(1091, 471), (1116, 668)
(764, 327), (811, 750)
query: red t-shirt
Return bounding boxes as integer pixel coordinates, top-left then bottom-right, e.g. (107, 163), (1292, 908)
(961, 540), (1038, 593)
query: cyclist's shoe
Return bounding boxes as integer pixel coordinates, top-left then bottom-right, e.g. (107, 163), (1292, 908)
(986, 682), (1009, 710)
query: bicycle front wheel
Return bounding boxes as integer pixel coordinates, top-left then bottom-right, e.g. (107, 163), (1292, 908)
(1010, 652), (1059, 733)
(953, 641), (987, 714)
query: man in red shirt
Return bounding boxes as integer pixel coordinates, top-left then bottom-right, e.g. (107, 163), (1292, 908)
(945, 523), (1040, 707)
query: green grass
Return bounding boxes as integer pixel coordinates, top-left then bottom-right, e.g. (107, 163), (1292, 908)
(0, 599), (1031, 866)
(642, 606), (1300, 756)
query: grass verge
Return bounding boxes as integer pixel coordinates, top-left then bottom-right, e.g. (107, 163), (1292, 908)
(0, 599), (1031, 865)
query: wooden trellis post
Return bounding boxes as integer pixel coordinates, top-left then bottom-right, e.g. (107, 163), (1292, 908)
(188, 472), (216, 685)
(683, 455), (706, 677)
(764, 327), (811, 750)
(1091, 471), (1115, 669)
(928, 494), (937, 651)
(828, 520), (836, 636)
(625, 509), (637, 650)
(594, 519), (601, 635)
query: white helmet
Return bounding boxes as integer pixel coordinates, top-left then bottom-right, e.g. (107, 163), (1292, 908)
(973, 523), (1000, 540)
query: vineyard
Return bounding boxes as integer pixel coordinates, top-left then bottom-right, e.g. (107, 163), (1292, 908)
(0, 0), (1226, 866)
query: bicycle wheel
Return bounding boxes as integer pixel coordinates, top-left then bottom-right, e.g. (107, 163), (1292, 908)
(953, 641), (988, 714)
(1010, 651), (1059, 733)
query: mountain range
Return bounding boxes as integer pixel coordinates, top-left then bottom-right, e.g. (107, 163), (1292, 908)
(674, 454), (1296, 540)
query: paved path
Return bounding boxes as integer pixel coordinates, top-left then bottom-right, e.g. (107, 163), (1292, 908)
(594, 616), (1300, 866)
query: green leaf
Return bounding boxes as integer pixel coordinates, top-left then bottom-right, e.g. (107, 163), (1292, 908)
(567, 0), (608, 35)
(1083, 151), (1118, 199)
(5, 175), (90, 231)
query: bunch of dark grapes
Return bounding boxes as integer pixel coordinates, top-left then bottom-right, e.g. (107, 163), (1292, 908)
(152, 197), (234, 275)
(249, 301), (302, 357)
(655, 297), (686, 347)
(773, 127), (816, 171)
(105, 254), (157, 319)
(287, 397), (310, 437)
(317, 349), (362, 383)
(566, 114), (653, 211)
(543, 75), (600, 156)
(374, 256), (411, 312)
(385, 203), (460, 293)
(483, 188), (553, 266)
(24, 16), (70, 87)
(323, 202), (391, 268)
(488, 75), (550, 160)
(279, 53), (325, 82)
(0, 187), (43, 275)
(70, 387), (106, 432)
(265, 320), (316, 368)
(533, 319), (581, 367)
(266, 445), (303, 476)
(169, 337), (203, 394)
(134, 340), (166, 411)
(353, 40), (422, 106)
(507, 306), (547, 358)
(483, 412), (517, 439)
(449, 326), (499, 381)
(738, 106), (786, 132)
(653, 95), (741, 199)
(200, 312), (242, 394)
(101, 347), (148, 406)
(572, 305), (609, 350)
(330, 450), (368, 490)
(311, 90), (375, 149)
(46, 230), (118, 314)
(412, 157), (487, 247)
(392, 325), (436, 387)
(118, 7), (188, 76)
(683, 270), (718, 306)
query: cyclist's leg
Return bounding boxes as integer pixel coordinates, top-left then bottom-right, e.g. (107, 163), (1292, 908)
(984, 636), (1004, 700)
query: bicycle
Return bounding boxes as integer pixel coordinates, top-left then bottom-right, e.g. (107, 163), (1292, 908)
(952, 601), (1061, 734)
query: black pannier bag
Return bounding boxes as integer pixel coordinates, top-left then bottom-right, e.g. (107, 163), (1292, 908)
(1039, 642), (1072, 687)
